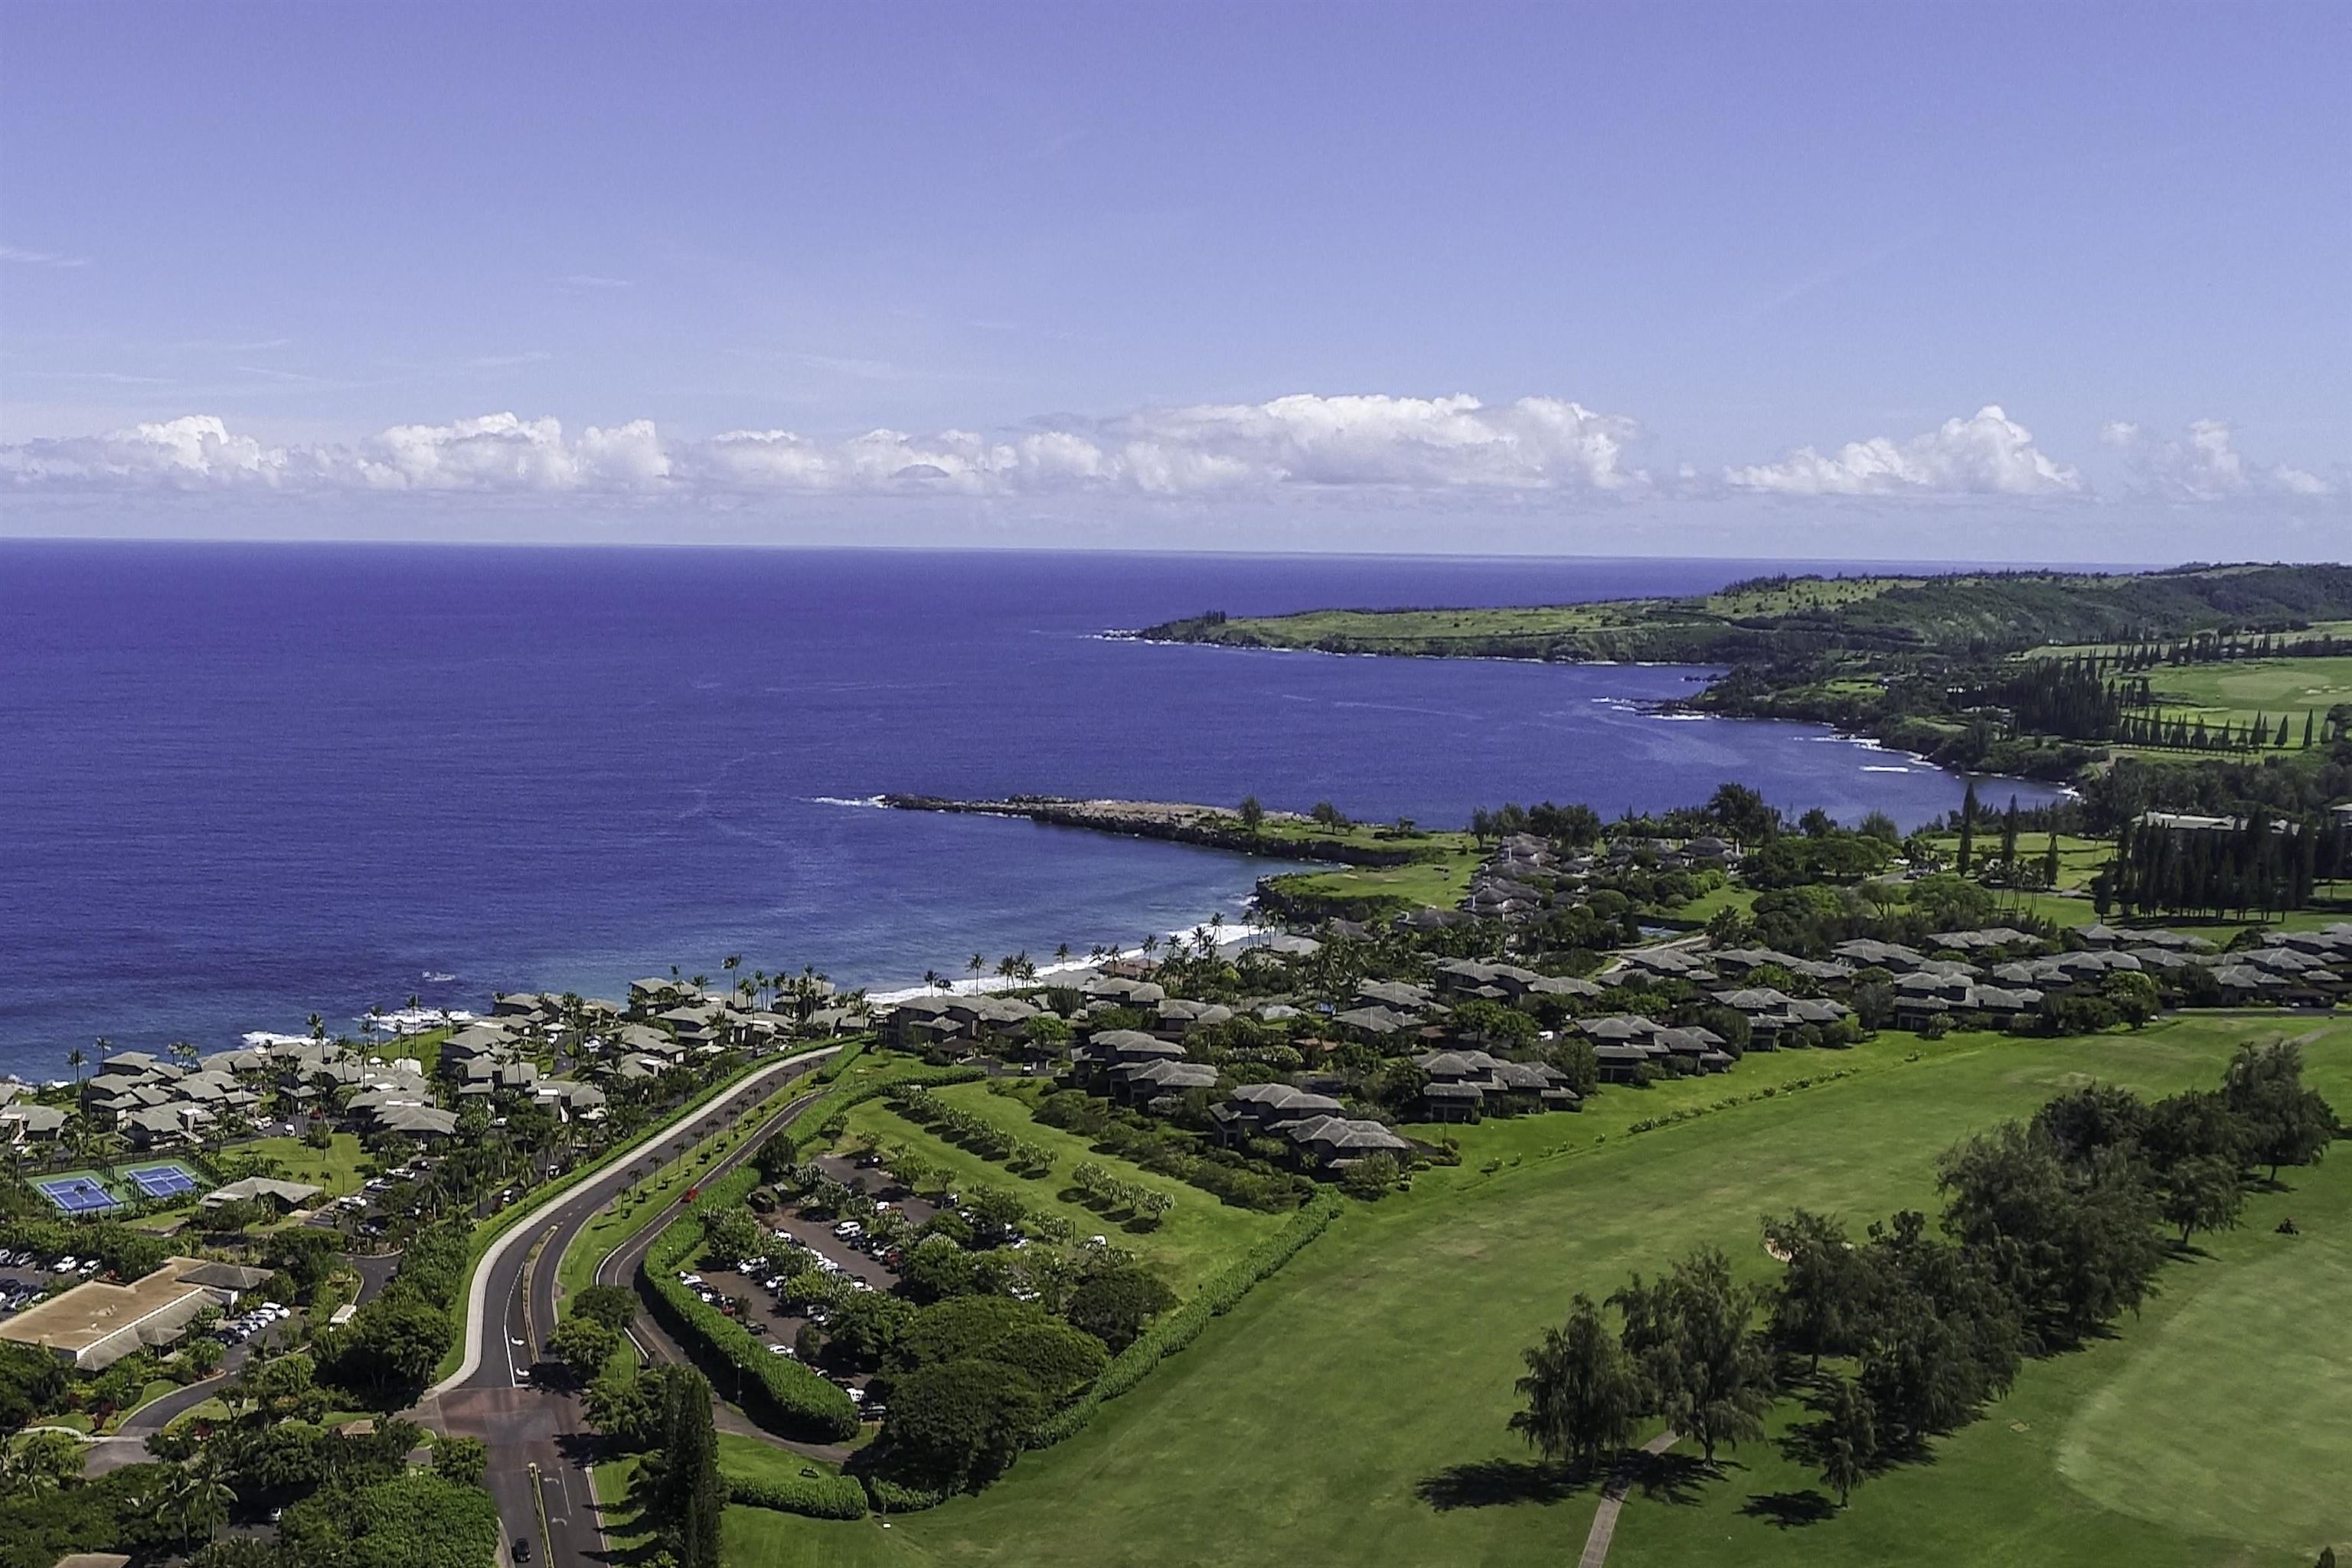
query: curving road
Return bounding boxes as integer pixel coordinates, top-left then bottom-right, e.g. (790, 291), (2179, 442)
(426, 1044), (842, 1568)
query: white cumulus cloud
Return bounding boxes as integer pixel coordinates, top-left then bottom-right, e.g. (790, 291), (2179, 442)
(1726, 405), (2084, 498)
(2101, 419), (2337, 501)
(1, 394), (1652, 501)
(0, 416), (291, 488)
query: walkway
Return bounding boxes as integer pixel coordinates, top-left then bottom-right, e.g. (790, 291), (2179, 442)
(1577, 1429), (1679, 1568)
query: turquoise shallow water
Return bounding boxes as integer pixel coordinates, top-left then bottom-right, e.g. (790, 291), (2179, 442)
(0, 542), (2060, 1071)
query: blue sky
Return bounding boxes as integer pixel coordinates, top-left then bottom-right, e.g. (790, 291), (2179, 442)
(2, 0), (2345, 557)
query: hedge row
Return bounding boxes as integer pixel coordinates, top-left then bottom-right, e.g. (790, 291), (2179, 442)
(1025, 1189), (1345, 1449)
(725, 1472), (868, 1520)
(639, 1165), (863, 1442)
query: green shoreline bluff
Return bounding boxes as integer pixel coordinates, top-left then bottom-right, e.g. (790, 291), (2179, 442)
(1138, 563), (2352, 784)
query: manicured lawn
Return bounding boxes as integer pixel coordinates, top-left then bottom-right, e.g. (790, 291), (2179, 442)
(238, 1131), (371, 1197)
(1919, 832), (2112, 893)
(1260, 850), (1482, 915)
(733, 1014), (2351, 1568)
(717, 1432), (851, 1488)
(2145, 654), (2352, 732)
(366, 1024), (449, 1073)
(591, 1452), (658, 1557)
(841, 1080), (1284, 1295)
(1671, 883), (1758, 924)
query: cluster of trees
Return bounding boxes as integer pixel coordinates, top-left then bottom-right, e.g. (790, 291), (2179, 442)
(2099, 810), (2341, 919)
(1508, 1043), (2337, 1508)
(1030, 1089), (1315, 1213)
(2091, 630), (2352, 668)
(1989, 658), (2135, 743)
(1066, 1162), (1174, 1227)
(318, 1215), (472, 1403)
(2111, 707), (2325, 754)
(862, 1294), (1112, 1494)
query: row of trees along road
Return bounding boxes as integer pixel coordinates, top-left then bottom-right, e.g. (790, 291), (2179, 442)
(1508, 1041), (2337, 1511)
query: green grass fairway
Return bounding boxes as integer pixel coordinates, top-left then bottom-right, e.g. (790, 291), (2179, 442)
(2056, 1226), (2352, 1553)
(2145, 655), (2352, 732)
(1260, 850), (1482, 916)
(731, 1016), (2351, 1568)
(841, 1080), (1282, 1295)
(240, 1131), (371, 1197)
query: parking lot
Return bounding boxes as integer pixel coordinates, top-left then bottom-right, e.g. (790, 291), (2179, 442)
(0, 1251), (105, 1318)
(671, 1154), (941, 1417)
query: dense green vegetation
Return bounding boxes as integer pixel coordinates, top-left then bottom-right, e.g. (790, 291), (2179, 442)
(1142, 564), (2352, 787)
(1144, 564), (2352, 666)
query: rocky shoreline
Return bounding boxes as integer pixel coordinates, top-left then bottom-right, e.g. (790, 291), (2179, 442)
(878, 794), (1419, 866)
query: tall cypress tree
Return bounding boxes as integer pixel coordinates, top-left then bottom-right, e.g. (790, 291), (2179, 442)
(652, 1367), (725, 1568)
(1956, 782), (1978, 876)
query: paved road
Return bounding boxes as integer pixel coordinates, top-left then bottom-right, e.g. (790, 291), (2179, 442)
(428, 1045), (841, 1568)
(592, 1085), (866, 1465)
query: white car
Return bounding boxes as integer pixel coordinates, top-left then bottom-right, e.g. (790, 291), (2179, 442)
(678, 1272), (703, 1287)
(766, 1343), (794, 1357)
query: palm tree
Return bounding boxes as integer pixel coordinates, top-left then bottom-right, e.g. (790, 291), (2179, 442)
(306, 1012), (326, 1043)
(966, 953), (985, 989)
(923, 969), (946, 992)
(723, 954), (741, 1006)
(153, 1455), (234, 1544)
(168, 1040), (199, 1071)
(67, 1046), (87, 1090)
(87, 1129), (128, 1181)
(1054, 942), (1072, 966)
(94, 1034), (114, 1070)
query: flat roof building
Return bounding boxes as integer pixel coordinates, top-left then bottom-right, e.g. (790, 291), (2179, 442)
(0, 1256), (243, 1370)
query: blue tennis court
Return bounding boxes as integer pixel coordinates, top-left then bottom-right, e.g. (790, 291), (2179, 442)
(126, 1164), (201, 1199)
(36, 1175), (120, 1214)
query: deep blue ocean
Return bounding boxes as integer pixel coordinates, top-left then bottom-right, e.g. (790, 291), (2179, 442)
(0, 542), (2063, 1078)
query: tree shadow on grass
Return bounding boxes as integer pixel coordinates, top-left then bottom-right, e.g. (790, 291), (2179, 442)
(1632, 1449), (1714, 1506)
(1742, 1488), (1838, 1528)
(1414, 1456), (1595, 1511)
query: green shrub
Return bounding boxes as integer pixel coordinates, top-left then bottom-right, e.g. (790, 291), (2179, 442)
(863, 1477), (952, 1513)
(725, 1472), (867, 1520)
